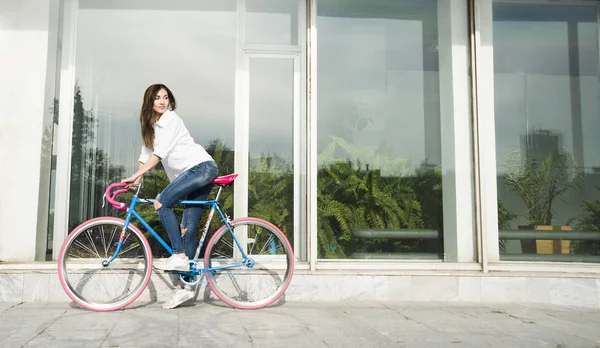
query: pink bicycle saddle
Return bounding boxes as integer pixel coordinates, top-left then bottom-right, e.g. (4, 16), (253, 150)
(212, 173), (238, 186)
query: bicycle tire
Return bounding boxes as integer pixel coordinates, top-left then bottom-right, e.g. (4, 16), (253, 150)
(204, 217), (294, 309)
(57, 217), (153, 311)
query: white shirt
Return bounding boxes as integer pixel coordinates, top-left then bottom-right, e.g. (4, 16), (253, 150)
(138, 110), (213, 181)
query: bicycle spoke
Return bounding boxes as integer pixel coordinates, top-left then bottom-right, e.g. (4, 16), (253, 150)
(257, 233), (276, 255)
(72, 239), (101, 258)
(120, 242), (141, 257)
(212, 248), (232, 259)
(123, 231), (132, 245)
(100, 226), (108, 258)
(85, 230), (102, 258)
(262, 243), (285, 255)
(219, 236), (234, 250)
(106, 225), (118, 257)
(118, 232), (137, 257)
(248, 228), (260, 254)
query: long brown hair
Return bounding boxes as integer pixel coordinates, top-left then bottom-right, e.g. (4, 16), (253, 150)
(140, 84), (177, 148)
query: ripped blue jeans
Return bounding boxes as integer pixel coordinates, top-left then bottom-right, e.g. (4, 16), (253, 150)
(156, 161), (218, 258)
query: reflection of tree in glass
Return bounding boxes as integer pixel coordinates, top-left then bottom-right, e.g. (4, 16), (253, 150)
(406, 162), (444, 256)
(498, 200), (517, 254)
(205, 138), (294, 244)
(248, 153), (294, 245)
(316, 136), (445, 259)
(572, 188), (600, 256)
(69, 85), (125, 231)
(41, 98), (59, 252)
(504, 148), (583, 226)
(206, 138), (234, 217)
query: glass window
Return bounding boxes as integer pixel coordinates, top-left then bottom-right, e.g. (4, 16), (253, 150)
(316, 0), (475, 261)
(69, 1), (237, 256)
(494, 2), (600, 262)
(246, 0), (299, 45)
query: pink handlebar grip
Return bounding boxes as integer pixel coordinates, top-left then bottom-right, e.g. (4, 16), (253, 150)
(105, 182), (129, 211)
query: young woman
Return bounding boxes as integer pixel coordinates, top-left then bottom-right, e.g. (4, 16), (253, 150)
(121, 84), (218, 309)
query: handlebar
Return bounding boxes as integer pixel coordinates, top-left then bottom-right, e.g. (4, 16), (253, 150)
(104, 182), (129, 211)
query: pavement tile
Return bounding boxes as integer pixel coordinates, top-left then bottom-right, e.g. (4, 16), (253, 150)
(24, 329), (108, 347)
(396, 330), (477, 348)
(1, 329), (45, 348)
(394, 307), (498, 335)
(302, 312), (400, 347)
(48, 311), (121, 331)
(105, 327), (179, 348)
(0, 302), (21, 312)
(0, 307), (67, 334)
(178, 324), (253, 348)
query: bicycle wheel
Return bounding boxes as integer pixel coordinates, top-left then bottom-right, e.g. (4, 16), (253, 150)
(204, 217), (294, 309)
(57, 217), (152, 311)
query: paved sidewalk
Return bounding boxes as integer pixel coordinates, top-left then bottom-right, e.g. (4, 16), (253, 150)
(0, 301), (599, 348)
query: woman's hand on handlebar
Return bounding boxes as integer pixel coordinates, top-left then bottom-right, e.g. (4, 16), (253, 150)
(121, 175), (141, 191)
(122, 157), (159, 188)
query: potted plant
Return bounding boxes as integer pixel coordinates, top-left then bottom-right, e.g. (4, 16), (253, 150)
(504, 147), (583, 254)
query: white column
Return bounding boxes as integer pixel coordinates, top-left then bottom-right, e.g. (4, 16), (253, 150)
(474, 0), (499, 264)
(308, 0), (317, 270)
(438, 0), (476, 262)
(0, 0), (53, 261)
(233, 0), (249, 221)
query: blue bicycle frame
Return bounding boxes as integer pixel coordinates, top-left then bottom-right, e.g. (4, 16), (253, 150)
(105, 184), (253, 283)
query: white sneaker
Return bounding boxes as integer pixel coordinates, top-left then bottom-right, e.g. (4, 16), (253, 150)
(162, 287), (194, 309)
(154, 254), (190, 271)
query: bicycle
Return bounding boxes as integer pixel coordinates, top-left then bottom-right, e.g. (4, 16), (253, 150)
(57, 173), (294, 312)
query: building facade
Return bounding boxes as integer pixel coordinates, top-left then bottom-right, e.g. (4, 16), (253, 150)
(1, 0), (600, 306)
